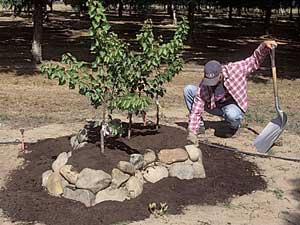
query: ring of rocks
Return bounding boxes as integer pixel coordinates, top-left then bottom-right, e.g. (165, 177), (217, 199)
(43, 142), (206, 207)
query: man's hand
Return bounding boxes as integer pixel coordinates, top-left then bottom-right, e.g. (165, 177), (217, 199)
(264, 40), (277, 49)
(197, 124), (205, 134)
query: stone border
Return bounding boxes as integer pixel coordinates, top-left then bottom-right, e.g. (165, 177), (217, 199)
(42, 144), (206, 207)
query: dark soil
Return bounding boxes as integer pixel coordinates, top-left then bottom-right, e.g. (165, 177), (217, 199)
(0, 125), (267, 225)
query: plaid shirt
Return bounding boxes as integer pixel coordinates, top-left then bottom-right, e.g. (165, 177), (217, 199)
(188, 43), (270, 133)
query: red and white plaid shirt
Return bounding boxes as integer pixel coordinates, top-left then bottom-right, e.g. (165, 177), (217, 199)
(188, 43), (270, 133)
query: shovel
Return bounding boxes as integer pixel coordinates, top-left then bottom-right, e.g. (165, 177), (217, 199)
(253, 46), (287, 153)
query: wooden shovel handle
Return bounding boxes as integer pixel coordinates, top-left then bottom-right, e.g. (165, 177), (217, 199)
(270, 47), (278, 98)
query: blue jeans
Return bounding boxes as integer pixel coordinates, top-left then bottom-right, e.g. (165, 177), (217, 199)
(183, 85), (243, 129)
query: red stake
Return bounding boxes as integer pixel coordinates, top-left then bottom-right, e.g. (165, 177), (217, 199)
(20, 128), (25, 154)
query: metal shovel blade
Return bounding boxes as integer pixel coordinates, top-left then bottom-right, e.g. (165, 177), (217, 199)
(253, 46), (287, 153)
(253, 112), (287, 153)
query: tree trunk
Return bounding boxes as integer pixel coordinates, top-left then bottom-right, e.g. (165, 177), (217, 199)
(264, 7), (272, 35)
(237, 7), (242, 16)
(290, 0), (294, 20)
(167, 4), (172, 18)
(188, 1), (195, 32)
(128, 113), (132, 139)
(32, 0), (43, 64)
(228, 3), (233, 19)
(129, 2), (132, 15)
(100, 100), (107, 153)
(118, 0), (123, 17)
(171, 3), (177, 25)
(156, 96), (160, 130)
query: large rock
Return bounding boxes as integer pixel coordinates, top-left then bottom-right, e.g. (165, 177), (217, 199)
(125, 176), (143, 199)
(134, 170), (145, 184)
(117, 161), (135, 175)
(143, 149), (156, 167)
(63, 187), (95, 207)
(76, 168), (111, 193)
(60, 165), (79, 184)
(169, 162), (194, 180)
(70, 135), (87, 150)
(70, 136), (79, 150)
(158, 148), (188, 164)
(76, 128), (89, 143)
(94, 187), (129, 205)
(46, 172), (64, 196)
(192, 161), (206, 178)
(130, 154), (144, 170)
(185, 144), (201, 162)
(111, 168), (130, 189)
(52, 152), (69, 172)
(143, 166), (168, 183)
(42, 170), (53, 187)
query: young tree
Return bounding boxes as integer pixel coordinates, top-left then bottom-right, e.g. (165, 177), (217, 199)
(42, 0), (188, 152)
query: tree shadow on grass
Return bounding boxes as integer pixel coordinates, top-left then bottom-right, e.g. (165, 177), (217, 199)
(0, 10), (299, 80)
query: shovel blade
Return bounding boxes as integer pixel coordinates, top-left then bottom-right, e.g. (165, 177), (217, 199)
(253, 114), (287, 153)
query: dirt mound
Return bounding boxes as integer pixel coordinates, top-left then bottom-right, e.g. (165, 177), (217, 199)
(0, 125), (266, 225)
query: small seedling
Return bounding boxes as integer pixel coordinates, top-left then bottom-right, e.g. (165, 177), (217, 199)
(148, 202), (169, 217)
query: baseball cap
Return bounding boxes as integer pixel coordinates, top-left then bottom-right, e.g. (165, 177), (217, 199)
(202, 60), (222, 86)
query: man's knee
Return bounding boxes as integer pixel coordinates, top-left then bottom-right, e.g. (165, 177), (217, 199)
(223, 106), (243, 127)
(183, 85), (196, 96)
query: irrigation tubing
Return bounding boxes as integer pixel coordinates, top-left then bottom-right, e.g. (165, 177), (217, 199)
(199, 140), (300, 163)
(1, 138), (299, 162)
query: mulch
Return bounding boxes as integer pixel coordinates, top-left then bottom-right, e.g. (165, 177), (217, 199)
(0, 124), (267, 225)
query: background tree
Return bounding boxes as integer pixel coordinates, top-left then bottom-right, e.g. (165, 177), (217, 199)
(0, 0), (48, 63)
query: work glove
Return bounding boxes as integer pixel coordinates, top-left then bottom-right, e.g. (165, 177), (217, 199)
(197, 121), (205, 135)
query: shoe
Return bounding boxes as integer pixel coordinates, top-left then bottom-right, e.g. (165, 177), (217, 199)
(224, 126), (240, 138)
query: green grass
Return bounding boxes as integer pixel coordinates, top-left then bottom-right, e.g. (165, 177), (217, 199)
(268, 188), (284, 200)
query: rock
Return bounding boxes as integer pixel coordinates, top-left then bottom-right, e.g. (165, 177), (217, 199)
(143, 149), (156, 166)
(117, 161), (135, 175)
(52, 152), (69, 172)
(158, 148), (188, 164)
(46, 172), (64, 196)
(192, 161), (206, 178)
(130, 154), (144, 170)
(135, 170), (145, 184)
(94, 187), (128, 205)
(42, 170), (53, 187)
(70, 135), (88, 150)
(76, 168), (111, 193)
(111, 168), (130, 189)
(60, 165), (79, 184)
(63, 187), (95, 207)
(77, 128), (89, 143)
(185, 144), (201, 162)
(143, 166), (168, 183)
(77, 142), (88, 149)
(169, 162), (194, 180)
(70, 136), (79, 150)
(61, 176), (69, 188)
(125, 176), (143, 199)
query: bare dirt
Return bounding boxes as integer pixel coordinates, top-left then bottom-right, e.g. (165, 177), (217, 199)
(0, 3), (299, 225)
(0, 125), (267, 225)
